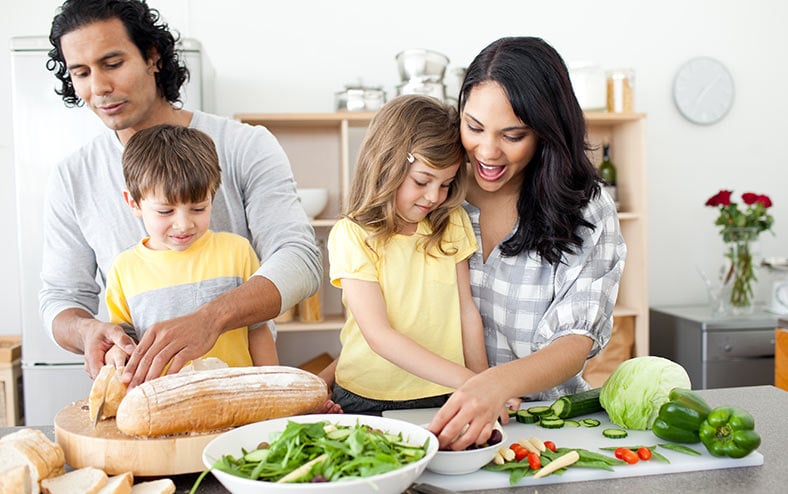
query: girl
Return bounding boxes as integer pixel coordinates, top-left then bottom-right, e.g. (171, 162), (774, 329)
(328, 95), (488, 414)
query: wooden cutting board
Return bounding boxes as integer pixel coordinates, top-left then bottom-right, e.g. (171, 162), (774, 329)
(54, 399), (220, 476)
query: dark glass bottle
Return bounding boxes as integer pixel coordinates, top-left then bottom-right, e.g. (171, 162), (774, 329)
(599, 143), (618, 204)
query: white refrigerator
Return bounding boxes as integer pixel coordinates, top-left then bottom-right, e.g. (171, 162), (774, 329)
(11, 36), (204, 425)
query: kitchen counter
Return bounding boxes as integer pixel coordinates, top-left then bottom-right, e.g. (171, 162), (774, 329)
(2, 385), (785, 494)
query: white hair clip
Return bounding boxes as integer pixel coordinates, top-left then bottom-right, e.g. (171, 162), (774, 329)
(406, 153), (415, 163)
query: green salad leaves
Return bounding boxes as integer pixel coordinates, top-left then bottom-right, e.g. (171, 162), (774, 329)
(191, 420), (428, 491)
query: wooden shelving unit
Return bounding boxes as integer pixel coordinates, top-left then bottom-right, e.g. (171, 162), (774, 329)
(237, 111), (649, 368)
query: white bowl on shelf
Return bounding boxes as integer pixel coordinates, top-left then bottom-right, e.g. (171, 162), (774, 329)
(202, 414), (438, 494)
(297, 188), (329, 220)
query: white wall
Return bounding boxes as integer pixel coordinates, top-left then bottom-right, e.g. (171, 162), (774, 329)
(1, 0), (787, 337)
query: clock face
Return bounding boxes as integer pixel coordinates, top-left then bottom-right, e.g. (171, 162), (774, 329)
(673, 57), (734, 125)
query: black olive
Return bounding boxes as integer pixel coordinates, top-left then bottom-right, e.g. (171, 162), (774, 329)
(488, 429), (503, 446)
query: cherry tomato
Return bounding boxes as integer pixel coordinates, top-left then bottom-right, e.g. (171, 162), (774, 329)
(509, 443), (528, 461)
(614, 447), (627, 459)
(527, 451), (541, 470)
(619, 448), (640, 464)
(543, 440), (557, 452)
(637, 447), (652, 461)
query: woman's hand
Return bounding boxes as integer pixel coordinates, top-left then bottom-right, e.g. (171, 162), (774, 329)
(428, 368), (511, 450)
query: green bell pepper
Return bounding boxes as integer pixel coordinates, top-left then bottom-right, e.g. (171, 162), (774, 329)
(699, 406), (761, 458)
(651, 387), (711, 444)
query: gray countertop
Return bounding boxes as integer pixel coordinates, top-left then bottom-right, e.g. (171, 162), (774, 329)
(3, 385), (786, 494)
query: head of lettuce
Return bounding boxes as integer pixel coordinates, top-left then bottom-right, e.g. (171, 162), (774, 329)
(599, 356), (692, 430)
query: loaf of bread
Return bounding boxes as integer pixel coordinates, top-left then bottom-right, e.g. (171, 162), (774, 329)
(0, 429), (65, 494)
(129, 479), (175, 494)
(40, 467), (107, 494)
(115, 365), (328, 437)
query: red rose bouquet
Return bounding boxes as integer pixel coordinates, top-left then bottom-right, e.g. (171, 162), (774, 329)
(705, 190), (774, 310)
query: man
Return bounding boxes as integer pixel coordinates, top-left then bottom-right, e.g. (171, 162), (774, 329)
(42, 0), (322, 387)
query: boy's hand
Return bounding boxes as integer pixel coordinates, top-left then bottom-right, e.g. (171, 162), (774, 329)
(104, 344), (132, 368)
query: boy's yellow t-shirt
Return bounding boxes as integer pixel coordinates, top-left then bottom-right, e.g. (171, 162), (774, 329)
(328, 208), (478, 401)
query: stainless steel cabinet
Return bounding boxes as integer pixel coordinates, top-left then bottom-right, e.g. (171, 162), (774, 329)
(650, 305), (777, 389)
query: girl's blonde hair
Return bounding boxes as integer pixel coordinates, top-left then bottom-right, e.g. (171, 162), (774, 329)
(345, 95), (466, 255)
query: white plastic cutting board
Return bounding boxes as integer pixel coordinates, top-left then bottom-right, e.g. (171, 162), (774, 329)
(383, 403), (763, 491)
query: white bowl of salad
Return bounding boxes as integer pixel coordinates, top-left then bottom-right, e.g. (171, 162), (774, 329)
(199, 413), (439, 493)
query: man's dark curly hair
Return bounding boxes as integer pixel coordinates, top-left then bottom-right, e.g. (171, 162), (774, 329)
(46, 0), (189, 107)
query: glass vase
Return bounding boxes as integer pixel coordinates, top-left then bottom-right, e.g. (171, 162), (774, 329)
(721, 227), (761, 316)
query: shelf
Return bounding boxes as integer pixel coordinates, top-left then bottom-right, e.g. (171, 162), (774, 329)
(613, 306), (641, 318)
(584, 111), (647, 124)
(275, 315), (344, 333)
(235, 112), (375, 128)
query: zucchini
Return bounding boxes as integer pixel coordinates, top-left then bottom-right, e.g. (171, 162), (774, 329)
(548, 388), (603, 419)
(516, 410), (539, 424)
(602, 428), (628, 439)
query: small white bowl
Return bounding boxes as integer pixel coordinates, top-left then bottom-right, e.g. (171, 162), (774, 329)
(426, 422), (507, 475)
(202, 414), (438, 494)
(297, 188), (329, 219)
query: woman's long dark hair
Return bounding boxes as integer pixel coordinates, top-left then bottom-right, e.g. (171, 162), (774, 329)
(47, 0), (189, 107)
(459, 36), (600, 265)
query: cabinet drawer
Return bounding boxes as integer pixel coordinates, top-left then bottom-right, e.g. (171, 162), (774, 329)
(704, 330), (776, 361)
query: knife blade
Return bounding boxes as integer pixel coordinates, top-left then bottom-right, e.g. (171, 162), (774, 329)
(92, 399), (104, 428)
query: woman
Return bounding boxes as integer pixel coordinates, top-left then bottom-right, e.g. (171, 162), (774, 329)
(428, 36), (626, 450)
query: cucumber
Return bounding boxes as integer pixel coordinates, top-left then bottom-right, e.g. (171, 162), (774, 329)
(563, 419), (580, 427)
(548, 388), (603, 419)
(603, 428), (629, 439)
(538, 417), (565, 429)
(526, 405), (553, 416)
(515, 410), (540, 424)
(580, 418), (601, 427)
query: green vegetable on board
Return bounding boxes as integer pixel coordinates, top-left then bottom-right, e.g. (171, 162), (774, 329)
(599, 356), (691, 430)
(699, 407), (762, 458)
(548, 388), (603, 419)
(652, 387), (711, 444)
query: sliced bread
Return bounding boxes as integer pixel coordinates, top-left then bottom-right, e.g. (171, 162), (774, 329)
(0, 429), (66, 493)
(97, 472), (133, 494)
(0, 464), (32, 494)
(129, 478), (175, 494)
(40, 467), (107, 494)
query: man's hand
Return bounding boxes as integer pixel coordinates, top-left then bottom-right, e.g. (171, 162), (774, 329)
(52, 309), (137, 379)
(121, 311), (222, 388)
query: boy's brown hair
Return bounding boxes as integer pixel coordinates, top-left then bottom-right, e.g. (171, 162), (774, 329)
(122, 124), (221, 204)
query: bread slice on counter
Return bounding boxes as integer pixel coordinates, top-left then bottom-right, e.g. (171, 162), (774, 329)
(97, 472), (133, 494)
(0, 464), (32, 494)
(129, 478), (175, 494)
(0, 428), (65, 494)
(40, 467), (107, 494)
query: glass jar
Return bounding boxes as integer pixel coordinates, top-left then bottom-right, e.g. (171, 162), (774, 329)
(606, 68), (635, 113)
(569, 62), (606, 111)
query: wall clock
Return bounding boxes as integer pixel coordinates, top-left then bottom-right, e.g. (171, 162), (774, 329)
(673, 57), (734, 125)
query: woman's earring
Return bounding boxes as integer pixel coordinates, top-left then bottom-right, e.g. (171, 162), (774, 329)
(406, 153), (415, 164)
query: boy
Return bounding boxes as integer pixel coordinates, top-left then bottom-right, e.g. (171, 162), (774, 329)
(104, 124), (276, 367)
